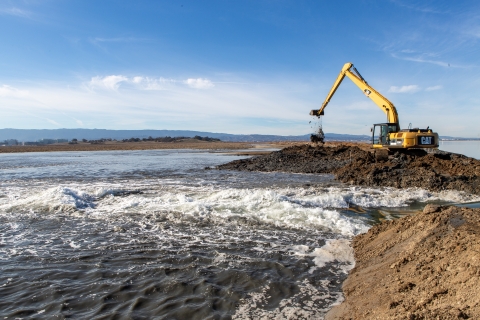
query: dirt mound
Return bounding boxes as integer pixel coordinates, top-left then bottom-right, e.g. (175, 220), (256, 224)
(217, 144), (480, 195)
(217, 144), (369, 173)
(326, 205), (480, 319)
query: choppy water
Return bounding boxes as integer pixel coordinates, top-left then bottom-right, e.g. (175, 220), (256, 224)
(1, 150), (479, 319)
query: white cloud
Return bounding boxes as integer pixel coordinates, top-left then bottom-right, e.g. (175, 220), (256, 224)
(3, 73), (474, 136)
(388, 85), (420, 93)
(425, 85), (443, 91)
(89, 75), (215, 91)
(132, 77), (177, 90)
(0, 85), (29, 97)
(184, 78), (214, 89)
(132, 76), (144, 84)
(0, 76), (313, 134)
(89, 75), (128, 90)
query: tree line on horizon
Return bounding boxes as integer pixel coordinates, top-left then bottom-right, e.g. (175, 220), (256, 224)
(68, 135), (221, 144)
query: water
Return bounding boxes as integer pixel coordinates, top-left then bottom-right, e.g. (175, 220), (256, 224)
(1, 150), (478, 319)
(439, 140), (480, 159)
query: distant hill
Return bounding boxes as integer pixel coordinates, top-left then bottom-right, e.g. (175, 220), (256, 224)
(2, 128), (477, 143)
(0, 128), (371, 142)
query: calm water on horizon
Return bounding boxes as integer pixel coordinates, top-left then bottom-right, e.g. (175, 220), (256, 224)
(1, 149), (479, 318)
(439, 140), (480, 159)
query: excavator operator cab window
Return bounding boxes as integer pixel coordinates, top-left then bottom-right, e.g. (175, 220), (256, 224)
(372, 124), (389, 145)
(388, 124), (398, 133)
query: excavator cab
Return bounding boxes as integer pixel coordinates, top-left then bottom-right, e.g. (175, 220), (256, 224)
(372, 123), (398, 147)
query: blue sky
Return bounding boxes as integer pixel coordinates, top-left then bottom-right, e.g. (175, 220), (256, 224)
(1, 0), (479, 137)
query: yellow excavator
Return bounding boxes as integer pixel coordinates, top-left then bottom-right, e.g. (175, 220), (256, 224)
(310, 62), (439, 151)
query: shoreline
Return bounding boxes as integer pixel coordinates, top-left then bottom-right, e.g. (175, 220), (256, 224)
(0, 140), (254, 153)
(217, 143), (480, 195)
(326, 205), (480, 319)
(216, 143), (480, 318)
(0, 141), (367, 154)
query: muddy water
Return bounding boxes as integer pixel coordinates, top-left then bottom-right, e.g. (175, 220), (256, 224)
(0, 150), (477, 319)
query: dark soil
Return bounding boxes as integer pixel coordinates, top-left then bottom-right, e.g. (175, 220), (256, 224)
(217, 144), (480, 195)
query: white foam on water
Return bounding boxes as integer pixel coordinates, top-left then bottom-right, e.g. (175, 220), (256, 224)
(295, 186), (480, 208)
(289, 239), (355, 274)
(2, 182), (479, 237)
(232, 279), (344, 320)
(1, 186), (96, 213)
(69, 241), (80, 249)
(310, 239), (355, 273)
(88, 187), (371, 236)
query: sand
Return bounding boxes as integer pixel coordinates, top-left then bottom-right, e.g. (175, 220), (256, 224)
(326, 205), (480, 319)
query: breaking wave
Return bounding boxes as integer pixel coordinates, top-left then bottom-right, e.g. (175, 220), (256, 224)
(2, 182), (478, 237)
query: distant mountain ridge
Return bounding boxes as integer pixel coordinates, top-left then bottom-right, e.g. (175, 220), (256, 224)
(2, 128), (476, 143)
(0, 128), (371, 142)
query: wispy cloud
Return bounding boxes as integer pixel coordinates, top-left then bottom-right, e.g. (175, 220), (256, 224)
(184, 78), (215, 89)
(388, 85), (420, 93)
(380, 2), (480, 71)
(425, 85), (443, 91)
(390, 0), (450, 14)
(390, 53), (454, 67)
(377, 2), (480, 69)
(0, 7), (32, 18)
(0, 85), (29, 97)
(89, 37), (152, 46)
(46, 119), (61, 126)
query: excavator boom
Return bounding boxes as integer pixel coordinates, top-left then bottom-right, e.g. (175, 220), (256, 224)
(311, 63), (399, 125)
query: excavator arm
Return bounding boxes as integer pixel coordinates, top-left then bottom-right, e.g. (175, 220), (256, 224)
(310, 62), (400, 126)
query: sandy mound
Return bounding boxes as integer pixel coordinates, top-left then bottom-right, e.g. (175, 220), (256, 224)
(326, 205), (480, 319)
(217, 144), (480, 195)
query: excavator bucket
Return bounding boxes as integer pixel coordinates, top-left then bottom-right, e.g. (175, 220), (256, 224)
(309, 109), (324, 117)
